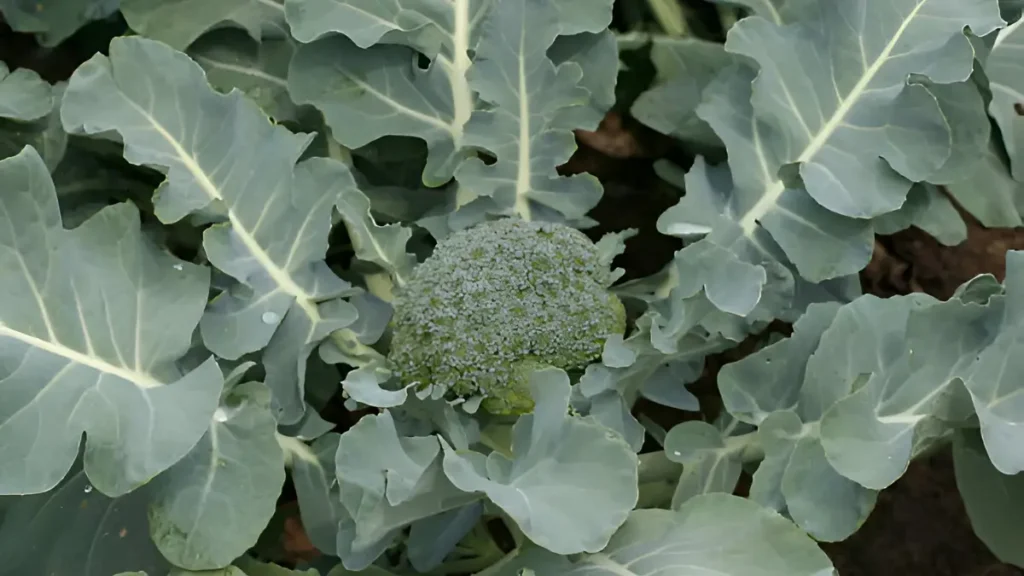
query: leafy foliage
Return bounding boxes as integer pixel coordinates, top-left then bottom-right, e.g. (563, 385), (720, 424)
(3, 0), (1024, 575)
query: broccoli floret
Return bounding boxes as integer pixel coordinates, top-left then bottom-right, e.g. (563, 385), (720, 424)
(388, 218), (627, 415)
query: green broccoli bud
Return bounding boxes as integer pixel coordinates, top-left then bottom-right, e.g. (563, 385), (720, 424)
(388, 218), (627, 415)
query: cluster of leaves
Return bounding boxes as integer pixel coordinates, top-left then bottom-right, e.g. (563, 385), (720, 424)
(2, 0), (1024, 575)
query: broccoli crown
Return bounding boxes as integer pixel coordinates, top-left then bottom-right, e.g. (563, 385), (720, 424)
(388, 218), (626, 414)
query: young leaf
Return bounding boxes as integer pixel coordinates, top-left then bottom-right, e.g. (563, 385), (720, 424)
(630, 37), (737, 146)
(334, 411), (478, 570)
(441, 368), (639, 555)
(663, 421), (743, 507)
(719, 300), (888, 540)
(0, 146), (223, 496)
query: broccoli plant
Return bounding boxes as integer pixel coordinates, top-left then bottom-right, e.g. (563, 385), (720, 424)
(2, 0), (1024, 576)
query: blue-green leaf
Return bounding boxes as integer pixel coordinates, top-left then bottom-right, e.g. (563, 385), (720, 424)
(148, 382), (286, 570)
(564, 494), (835, 576)
(334, 411), (478, 570)
(0, 0), (118, 47)
(288, 0), (616, 221)
(954, 429), (1024, 569)
(0, 146), (223, 496)
(121, 0), (288, 50)
(61, 37), (361, 425)
(0, 463), (172, 576)
(726, 0), (1002, 219)
(441, 368), (638, 554)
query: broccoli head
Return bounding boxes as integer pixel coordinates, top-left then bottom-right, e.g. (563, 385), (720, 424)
(388, 218), (627, 415)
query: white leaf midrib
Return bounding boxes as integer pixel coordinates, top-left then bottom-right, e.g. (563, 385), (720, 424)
(0, 323), (162, 389)
(513, 7), (532, 220)
(123, 94), (320, 321)
(738, 0), (928, 234)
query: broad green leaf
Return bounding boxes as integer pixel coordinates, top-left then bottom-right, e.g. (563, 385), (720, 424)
(334, 411), (478, 570)
(477, 545), (572, 576)
(954, 429), (1024, 569)
(0, 0), (119, 46)
(564, 494), (835, 576)
(453, 0), (609, 221)
(189, 29), (301, 123)
(660, 64), (873, 286)
(0, 63), (53, 121)
(291, 433), (343, 555)
(963, 251), (1024, 474)
(406, 502), (484, 572)
(0, 463), (172, 576)
(284, 0), (471, 48)
(758, 412), (878, 542)
(987, 17), (1024, 182)
(920, 79), (991, 185)
(50, 140), (155, 226)
(61, 37), (361, 425)
(288, 0), (616, 221)
(719, 302), (841, 424)
(547, 31), (619, 129)
(630, 37), (737, 146)
(719, 300), (884, 540)
(819, 294), (989, 490)
(872, 183), (968, 246)
(121, 0), (288, 50)
(0, 77), (67, 171)
(725, 0), (1002, 219)
(287, 0), (492, 185)
(334, 182), (417, 287)
(148, 382), (286, 570)
(0, 147), (223, 496)
(658, 0), (1003, 325)
(945, 140), (1024, 228)
(441, 368), (639, 555)
(663, 421), (743, 507)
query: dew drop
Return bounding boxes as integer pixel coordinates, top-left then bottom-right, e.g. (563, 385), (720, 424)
(83, 484), (93, 494)
(673, 451), (682, 457)
(172, 263), (183, 271)
(261, 311), (279, 324)
(213, 407), (229, 422)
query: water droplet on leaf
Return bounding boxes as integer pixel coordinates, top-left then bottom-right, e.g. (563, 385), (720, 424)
(213, 407), (229, 422)
(83, 484), (93, 493)
(173, 264), (183, 271)
(261, 311), (279, 324)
